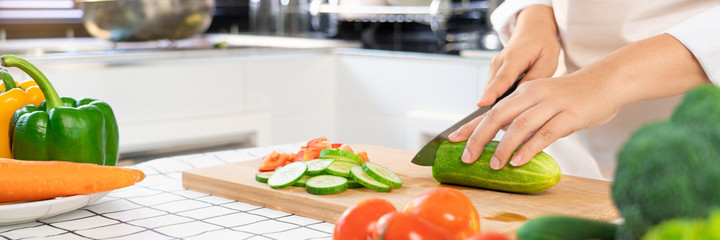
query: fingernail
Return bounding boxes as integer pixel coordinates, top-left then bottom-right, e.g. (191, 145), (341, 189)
(509, 154), (522, 166)
(476, 94), (488, 105)
(490, 156), (501, 170)
(448, 130), (458, 140)
(461, 148), (473, 163)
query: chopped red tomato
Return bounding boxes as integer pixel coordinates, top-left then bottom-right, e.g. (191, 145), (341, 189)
(307, 137), (332, 150)
(331, 143), (343, 148)
(338, 144), (354, 153)
(258, 151), (288, 172)
(296, 147), (322, 162)
(358, 151), (370, 163)
(287, 152), (297, 162)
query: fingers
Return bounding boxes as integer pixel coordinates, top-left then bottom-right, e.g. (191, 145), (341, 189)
(508, 111), (577, 167)
(520, 53), (559, 84)
(448, 114), (484, 142)
(461, 96), (535, 164)
(492, 103), (558, 169)
(479, 59), (527, 107)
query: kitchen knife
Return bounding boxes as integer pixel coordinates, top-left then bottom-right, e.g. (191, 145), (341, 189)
(411, 74), (524, 166)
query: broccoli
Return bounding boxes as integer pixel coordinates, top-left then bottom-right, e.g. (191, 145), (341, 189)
(642, 209), (720, 240)
(670, 84), (720, 126)
(612, 85), (720, 240)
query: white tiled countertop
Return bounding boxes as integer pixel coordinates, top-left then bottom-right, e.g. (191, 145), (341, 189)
(0, 143), (334, 240)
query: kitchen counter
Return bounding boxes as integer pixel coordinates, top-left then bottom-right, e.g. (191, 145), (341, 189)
(0, 143), (334, 240)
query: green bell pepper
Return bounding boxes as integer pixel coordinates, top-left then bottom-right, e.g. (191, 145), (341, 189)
(1, 55), (119, 166)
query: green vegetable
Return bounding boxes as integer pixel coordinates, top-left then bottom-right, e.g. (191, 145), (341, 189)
(642, 209), (720, 240)
(305, 175), (348, 195)
(432, 141), (561, 194)
(346, 179), (364, 189)
(292, 175), (312, 187)
(362, 162), (403, 188)
(517, 215), (617, 240)
(670, 84), (720, 126)
(2, 55), (119, 166)
(319, 148), (363, 165)
(268, 162), (307, 189)
(325, 161), (359, 178)
(255, 172), (274, 183)
(612, 85), (720, 240)
(305, 158), (334, 176)
(349, 166), (390, 192)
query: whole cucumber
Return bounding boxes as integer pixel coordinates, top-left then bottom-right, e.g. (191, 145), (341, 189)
(432, 141), (561, 194)
(517, 215), (617, 240)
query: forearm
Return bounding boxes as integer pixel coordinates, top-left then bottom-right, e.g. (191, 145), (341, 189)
(510, 5), (558, 43)
(571, 33), (710, 107)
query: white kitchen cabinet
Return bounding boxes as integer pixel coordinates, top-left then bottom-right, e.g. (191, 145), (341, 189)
(9, 48), (494, 156)
(245, 52), (337, 144)
(334, 49), (492, 150)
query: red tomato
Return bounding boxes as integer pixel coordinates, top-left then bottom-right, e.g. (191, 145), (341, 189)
(332, 143), (343, 148)
(258, 151), (288, 172)
(296, 147), (322, 162)
(307, 137), (332, 150)
(368, 212), (453, 240)
(333, 198), (396, 240)
(401, 188), (481, 239)
(295, 149), (305, 162)
(287, 152), (297, 162)
(338, 144), (354, 153)
(304, 148), (321, 161)
(358, 151), (370, 163)
(465, 232), (512, 240)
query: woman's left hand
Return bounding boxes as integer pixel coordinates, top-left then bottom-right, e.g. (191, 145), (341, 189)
(448, 74), (622, 169)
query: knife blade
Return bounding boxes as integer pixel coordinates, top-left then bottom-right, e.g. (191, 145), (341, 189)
(411, 74), (524, 166)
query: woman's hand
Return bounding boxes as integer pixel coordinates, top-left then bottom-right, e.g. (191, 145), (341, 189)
(478, 5), (561, 107)
(449, 34), (710, 170)
(450, 75), (623, 169)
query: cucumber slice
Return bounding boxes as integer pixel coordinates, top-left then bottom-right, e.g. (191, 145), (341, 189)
(255, 172), (274, 183)
(305, 158), (335, 176)
(362, 162), (403, 188)
(293, 175), (312, 187)
(347, 179), (364, 189)
(319, 148), (363, 165)
(325, 161), (360, 178)
(305, 175), (348, 195)
(267, 162), (307, 189)
(350, 166), (390, 192)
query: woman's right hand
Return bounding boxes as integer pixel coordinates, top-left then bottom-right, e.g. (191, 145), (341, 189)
(478, 5), (561, 107)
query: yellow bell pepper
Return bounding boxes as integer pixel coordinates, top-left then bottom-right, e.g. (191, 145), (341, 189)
(0, 69), (45, 158)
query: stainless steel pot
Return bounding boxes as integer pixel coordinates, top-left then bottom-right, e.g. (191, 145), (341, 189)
(75, 0), (216, 42)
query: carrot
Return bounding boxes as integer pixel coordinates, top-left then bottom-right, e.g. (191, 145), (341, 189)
(0, 158), (145, 203)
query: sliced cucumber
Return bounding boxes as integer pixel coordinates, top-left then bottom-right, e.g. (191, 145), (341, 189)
(305, 158), (335, 176)
(325, 161), (360, 178)
(267, 162), (307, 189)
(293, 175), (312, 187)
(305, 175), (348, 195)
(347, 179), (364, 189)
(362, 162), (403, 188)
(255, 171), (274, 183)
(319, 148), (363, 165)
(350, 166), (390, 192)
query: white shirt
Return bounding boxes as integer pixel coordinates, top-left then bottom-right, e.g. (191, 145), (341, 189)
(490, 0), (720, 180)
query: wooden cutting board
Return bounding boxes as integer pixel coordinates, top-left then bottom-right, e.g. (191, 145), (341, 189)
(182, 144), (619, 235)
